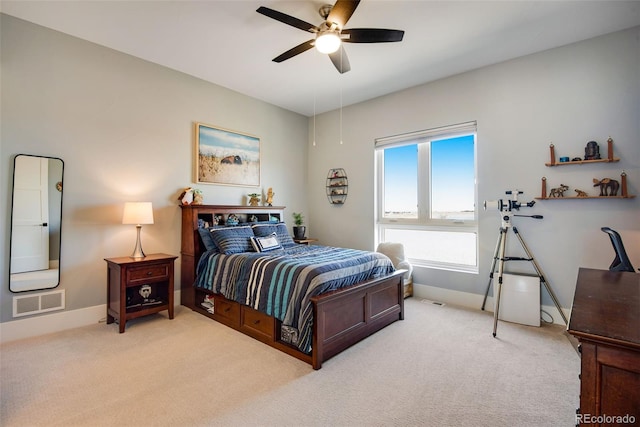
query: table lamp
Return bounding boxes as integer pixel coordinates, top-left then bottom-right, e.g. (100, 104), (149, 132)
(122, 202), (154, 258)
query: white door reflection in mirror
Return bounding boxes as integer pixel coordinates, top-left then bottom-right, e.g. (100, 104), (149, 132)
(10, 154), (63, 293)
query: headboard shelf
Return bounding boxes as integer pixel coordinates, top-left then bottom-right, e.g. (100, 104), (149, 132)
(179, 205), (286, 307)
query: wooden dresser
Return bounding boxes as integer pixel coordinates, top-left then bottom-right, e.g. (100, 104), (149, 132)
(568, 268), (639, 426)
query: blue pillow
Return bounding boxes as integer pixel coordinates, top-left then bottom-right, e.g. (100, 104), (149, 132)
(250, 232), (282, 252)
(252, 223), (296, 247)
(198, 227), (218, 252)
(209, 226), (254, 254)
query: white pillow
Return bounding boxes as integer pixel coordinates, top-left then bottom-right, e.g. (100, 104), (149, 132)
(250, 232), (282, 252)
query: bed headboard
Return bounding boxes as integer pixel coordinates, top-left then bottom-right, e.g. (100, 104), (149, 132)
(179, 204), (286, 308)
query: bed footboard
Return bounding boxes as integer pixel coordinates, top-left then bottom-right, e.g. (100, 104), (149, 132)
(311, 270), (405, 369)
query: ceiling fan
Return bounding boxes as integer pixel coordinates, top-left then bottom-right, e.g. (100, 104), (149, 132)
(256, 0), (404, 74)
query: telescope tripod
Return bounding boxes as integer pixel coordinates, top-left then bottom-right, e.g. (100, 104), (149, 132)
(481, 218), (568, 337)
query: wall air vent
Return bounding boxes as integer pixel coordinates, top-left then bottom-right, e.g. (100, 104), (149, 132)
(13, 289), (65, 318)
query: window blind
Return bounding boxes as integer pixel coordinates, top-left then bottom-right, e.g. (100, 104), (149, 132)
(375, 121), (477, 150)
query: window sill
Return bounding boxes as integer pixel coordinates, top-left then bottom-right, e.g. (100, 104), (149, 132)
(409, 259), (478, 274)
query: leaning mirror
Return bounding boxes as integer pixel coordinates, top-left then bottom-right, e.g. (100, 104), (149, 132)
(9, 154), (64, 292)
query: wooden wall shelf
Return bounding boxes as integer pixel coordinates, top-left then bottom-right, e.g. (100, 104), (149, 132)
(539, 172), (634, 199)
(545, 158), (619, 167)
(536, 195), (635, 200)
(546, 137), (620, 166)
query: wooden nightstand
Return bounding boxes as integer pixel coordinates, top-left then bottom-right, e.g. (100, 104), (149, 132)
(105, 253), (178, 333)
(294, 238), (317, 245)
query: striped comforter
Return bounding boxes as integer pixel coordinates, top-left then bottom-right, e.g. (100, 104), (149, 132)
(195, 245), (395, 354)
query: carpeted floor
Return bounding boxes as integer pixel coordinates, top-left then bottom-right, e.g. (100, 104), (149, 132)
(0, 298), (580, 426)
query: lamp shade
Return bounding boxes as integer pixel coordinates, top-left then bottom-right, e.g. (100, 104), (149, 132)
(122, 202), (154, 225)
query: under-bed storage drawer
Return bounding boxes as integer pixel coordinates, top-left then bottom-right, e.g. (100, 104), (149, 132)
(241, 306), (275, 342)
(212, 295), (240, 327)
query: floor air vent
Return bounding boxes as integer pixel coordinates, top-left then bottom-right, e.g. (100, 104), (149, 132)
(13, 290), (65, 318)
(421, 299), (445, 306)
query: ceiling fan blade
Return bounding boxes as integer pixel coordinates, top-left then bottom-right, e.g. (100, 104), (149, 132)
(329, 45), (351, 74)
(326, 0), (360, 29)
(342, 28), (405, 43)
(257, 6), (317, 33)
(273, 40), (315, 63)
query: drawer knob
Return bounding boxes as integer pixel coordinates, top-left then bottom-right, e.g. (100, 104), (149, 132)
(253, 320), (260, 325)
(147, 271), (152, 276)
(224, 307), (230, 313)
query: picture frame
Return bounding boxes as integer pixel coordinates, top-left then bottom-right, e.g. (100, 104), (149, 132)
(195, 122), (260, 187)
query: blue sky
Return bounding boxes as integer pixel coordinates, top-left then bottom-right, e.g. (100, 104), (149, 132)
(384, 135), (475, 213)
(198, 124), (260, 161)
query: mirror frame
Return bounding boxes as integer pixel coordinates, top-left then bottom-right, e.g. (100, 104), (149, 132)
(9, 154), (64, 293)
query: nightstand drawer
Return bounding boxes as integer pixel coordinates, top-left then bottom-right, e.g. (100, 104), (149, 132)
(127, 264), (170, 284)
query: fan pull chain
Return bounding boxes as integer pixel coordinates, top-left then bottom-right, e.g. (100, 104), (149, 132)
(313, 92), (317, 147)
(339, 50), (343, 145)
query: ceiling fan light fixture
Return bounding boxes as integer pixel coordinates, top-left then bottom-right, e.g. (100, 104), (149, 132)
(315, 31), (341, 54)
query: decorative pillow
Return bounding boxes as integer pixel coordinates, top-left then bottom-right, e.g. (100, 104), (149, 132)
(252, 223), (296, 247)
(209, 226), (254, 254)
(250, 232), (282, 252)
(198, 227), (218, 252)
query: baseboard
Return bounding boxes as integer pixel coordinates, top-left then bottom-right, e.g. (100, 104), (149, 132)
(412, 283), (570, 326)
(0, 290), (182, 344)
(0, 304), (106, 344)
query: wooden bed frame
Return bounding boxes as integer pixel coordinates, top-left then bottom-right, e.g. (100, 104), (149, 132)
(180, 205), (404, 369)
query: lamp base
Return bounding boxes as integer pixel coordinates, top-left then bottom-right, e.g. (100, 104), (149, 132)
(130, 225), (146, 259)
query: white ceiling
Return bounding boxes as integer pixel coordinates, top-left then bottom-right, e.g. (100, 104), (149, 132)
(2, 1), (639, 116)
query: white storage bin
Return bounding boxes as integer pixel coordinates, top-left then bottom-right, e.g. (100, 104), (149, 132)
(496, 273), (540, 327)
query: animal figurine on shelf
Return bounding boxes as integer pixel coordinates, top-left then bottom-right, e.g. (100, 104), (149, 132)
(593, 178), (620, 196)
(574, 189), (589, 198)
(178, 187), (195, 205)
(178, 187), (203, 205)
(549, 184), (569, 198)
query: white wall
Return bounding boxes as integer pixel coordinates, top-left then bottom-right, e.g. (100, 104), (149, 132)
(307, 27), (640, 311)
(0, 15), (309, 324)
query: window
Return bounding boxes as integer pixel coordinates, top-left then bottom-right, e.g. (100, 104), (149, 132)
(375, 122), (478, 272)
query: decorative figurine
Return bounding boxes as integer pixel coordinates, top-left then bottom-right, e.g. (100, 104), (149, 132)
(247, 193), (261, 206)
(179, 187), (195, 205)
(574, 189), (588, 197)
(192, 189), (203, 205)
(584, 141), (601, 160)
(226, 214), (239, 226)
(139, 284), (153, 302)
(266, 187), (275, 206)
(593, 178), (619, 196)
(549, 184), (569, 198)
(178, 187), (203, 205)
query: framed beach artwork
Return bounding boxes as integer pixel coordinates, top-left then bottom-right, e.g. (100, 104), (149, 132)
(195, 122), (260, 187)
